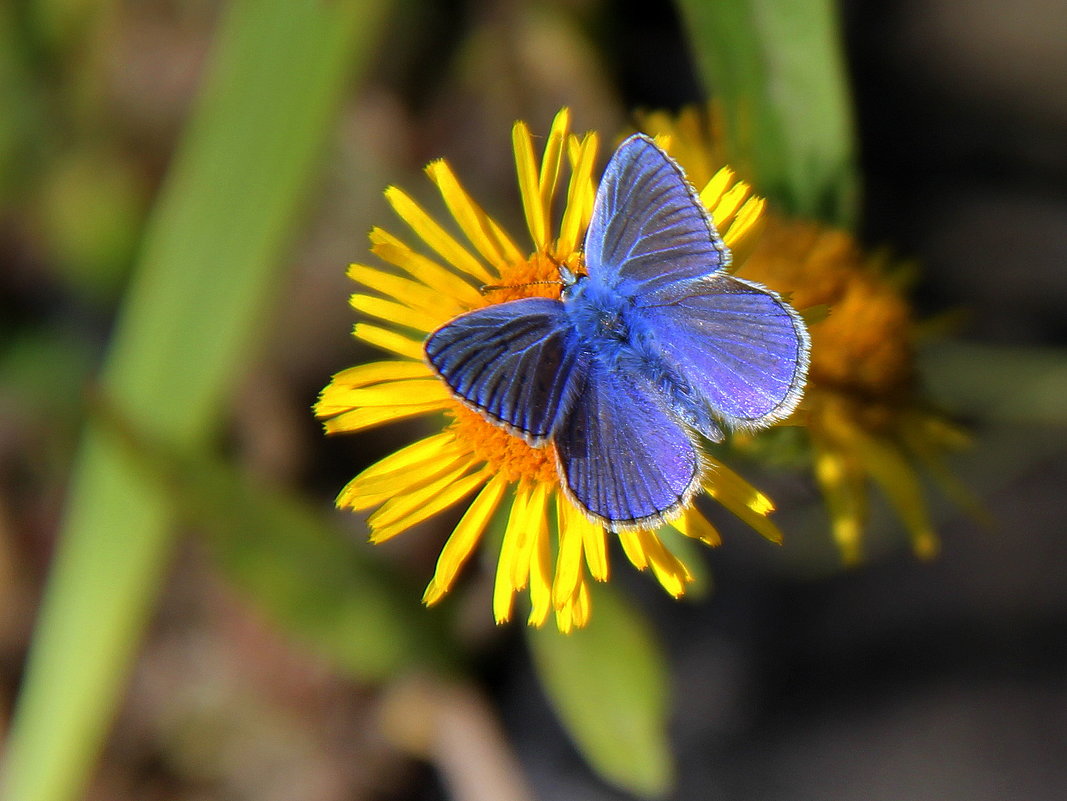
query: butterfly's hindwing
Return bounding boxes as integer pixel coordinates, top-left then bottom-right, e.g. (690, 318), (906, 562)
(555, 362), (701, 528)
(639, 273), (810, 428)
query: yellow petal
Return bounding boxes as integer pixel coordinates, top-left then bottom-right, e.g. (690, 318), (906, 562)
(369, 228), (483, 305)
(385, 186), (493, 284)
(526, 492), (554, 627)
(558, 134), (598, 257)
(426, 159), (517, 274)
(552, 494), (585, 609)
(336, 431), (462, 510)
(581, 519), (608, 582)
(369, 465), (492, 541)
(348, 263), (466, 322)
(617, 528), (648, 570)
(537, 108), (570, 247)
(723, 196), (765, 249)
(703, 460), (776, 516)
(634, 529), (691, 597)
(558, 500), (607, 582)
(512, 120), (546, 249)
(322, 401), (446, 435)
(669, 506), (722, 547)
(423, 474), (510, 605)
(494, 484), (532, 624)
(700, 166), (734, 211)
(710, 181), (750, 229)
(349, 294), (442, 335)
(353, 323), (425, 361)
(513, 480), (550, 589)
(326, 360), (431, 389)
(316, 364), (432, 417)
(327, 378), (449, 409)
(554, 574), (591, 633)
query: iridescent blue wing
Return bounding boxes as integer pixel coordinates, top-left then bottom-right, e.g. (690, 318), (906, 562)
(425, 297), (587, 445)
(555, 363), (702, 528)
(642, 273), (810, 431)
(584, 134), (728, 296)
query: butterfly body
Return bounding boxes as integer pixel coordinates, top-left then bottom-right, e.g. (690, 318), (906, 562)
(425, 135), (810, 528)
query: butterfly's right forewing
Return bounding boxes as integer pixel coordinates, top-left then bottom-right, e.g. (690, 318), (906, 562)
(583, 134), (729, 296)
(425, 297), (587, 444)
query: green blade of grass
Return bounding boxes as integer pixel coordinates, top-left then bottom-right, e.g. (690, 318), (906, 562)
(675, 0), (859, 226)
(0, 2), (390, 800)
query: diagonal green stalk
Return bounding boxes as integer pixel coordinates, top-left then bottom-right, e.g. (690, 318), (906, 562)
(0, 2), (389, 800)
(675, 0), (859, 227)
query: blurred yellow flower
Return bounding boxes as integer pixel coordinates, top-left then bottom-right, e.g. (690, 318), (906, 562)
(316, 109), (789, 631)
(640, 106), (973, 561)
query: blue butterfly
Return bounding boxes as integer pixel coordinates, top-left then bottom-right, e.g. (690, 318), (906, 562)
(426, 134), (810, 529)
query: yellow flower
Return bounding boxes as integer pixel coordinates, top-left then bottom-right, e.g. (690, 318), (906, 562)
(316, 109), (787, 632)
(640, 107), (974, 562)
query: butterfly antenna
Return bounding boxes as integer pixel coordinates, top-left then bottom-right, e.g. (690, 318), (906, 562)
(479, 279), (565, 295)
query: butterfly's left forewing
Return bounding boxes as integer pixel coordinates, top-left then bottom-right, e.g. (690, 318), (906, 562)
(425, 298), (587, 444)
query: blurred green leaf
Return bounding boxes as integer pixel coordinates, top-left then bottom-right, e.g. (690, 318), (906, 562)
(102, 409), (459, 682)
(527, 584), (673, 798)
(675, 0), (859, 226)
(37, 145), (144, 303)
(1, 1), (391, 800)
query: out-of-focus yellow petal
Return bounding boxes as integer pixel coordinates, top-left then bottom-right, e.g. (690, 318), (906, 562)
(847, 426), (939, 558)
(814, 446), (866, 563)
